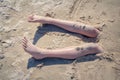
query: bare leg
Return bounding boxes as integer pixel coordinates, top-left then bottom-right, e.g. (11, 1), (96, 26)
(28, 15), (100, 37)
(22, 37), (103, 59)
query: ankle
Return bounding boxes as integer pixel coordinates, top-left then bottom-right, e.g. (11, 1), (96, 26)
(38, 49), (48, 59)
(41, 17), (54, 24)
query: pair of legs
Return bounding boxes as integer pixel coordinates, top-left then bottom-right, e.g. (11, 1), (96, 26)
(22, 15), (103, 60)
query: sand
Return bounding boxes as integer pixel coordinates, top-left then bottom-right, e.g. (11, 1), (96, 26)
(0, 0), (120, 80)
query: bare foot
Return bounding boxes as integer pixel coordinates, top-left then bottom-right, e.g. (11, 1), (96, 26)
(22, 37), (45, 59)
(28, 15), (47, 23)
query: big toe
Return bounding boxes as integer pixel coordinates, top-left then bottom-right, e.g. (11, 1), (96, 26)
(22, 41), (27, 48)
(22, 37), (28, 48)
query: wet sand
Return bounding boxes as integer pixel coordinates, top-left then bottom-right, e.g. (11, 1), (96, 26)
(0, 0), (120, 80)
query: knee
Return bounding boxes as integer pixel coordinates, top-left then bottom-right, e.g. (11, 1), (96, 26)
(87, 43), (103, 53)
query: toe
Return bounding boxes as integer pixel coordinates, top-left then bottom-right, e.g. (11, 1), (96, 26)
(24, 37), (32, 45)
(22, 44), (27, 48)
(22, 38), (27, 44)
(22, 42), (27, 48)
(22, 37), (28, 48)
(23, 37), (28, 42)
(22, 40), (27, 45)
(28, 15), (34, 22)
(24, 37), (27, 40)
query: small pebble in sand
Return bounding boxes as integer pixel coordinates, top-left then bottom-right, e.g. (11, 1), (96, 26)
(108, 19), (115, 23)
(0, 63), (3, 69)
(45, 12), (55, 18)
(0, 54), (5, 59)
(36, 63), (44, 69)
(79, 16), (85, 20)
(45, 13), (52, 17)
(2, 40), (12, 44)
(61, 33), (66, 36)
(0, 48), (2, 53)
(88, 16), (93, 19)
(71, 76), (75, 79)
(0, 26), (4, 32)
(88, 65), (95, 69)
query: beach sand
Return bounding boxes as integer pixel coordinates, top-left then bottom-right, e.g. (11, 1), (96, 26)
(0, 0), (120, 80)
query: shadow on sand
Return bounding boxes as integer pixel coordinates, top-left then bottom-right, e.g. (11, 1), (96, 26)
(27, 54), (100, 69)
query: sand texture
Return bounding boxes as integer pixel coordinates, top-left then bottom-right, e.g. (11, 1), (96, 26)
(0, 0), (120, 80)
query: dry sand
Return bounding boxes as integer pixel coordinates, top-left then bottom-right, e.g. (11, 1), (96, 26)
(0, 0), (120, 80)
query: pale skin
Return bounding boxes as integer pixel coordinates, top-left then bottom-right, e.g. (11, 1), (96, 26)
(22, 15), (103, 60)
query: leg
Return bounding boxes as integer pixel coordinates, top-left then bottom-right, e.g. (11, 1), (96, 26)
(28, 15), (100, 37)
(22, 37), (103, 59)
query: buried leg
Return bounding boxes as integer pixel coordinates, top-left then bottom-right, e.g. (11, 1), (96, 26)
(28, 15), (100, 37)
(22, 37), (103, 59)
